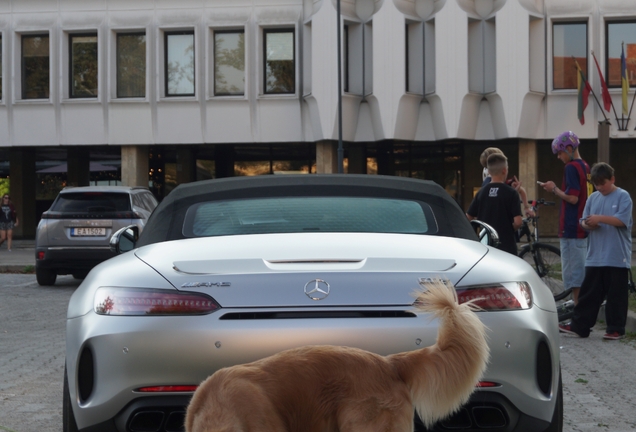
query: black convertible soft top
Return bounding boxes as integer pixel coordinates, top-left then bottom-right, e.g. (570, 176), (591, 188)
(137, 174), (477, 246)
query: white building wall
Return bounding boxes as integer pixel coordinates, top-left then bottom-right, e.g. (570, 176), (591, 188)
(0, 0), (635, 148)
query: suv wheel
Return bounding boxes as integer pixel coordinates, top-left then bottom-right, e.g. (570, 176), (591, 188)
(36, 267), (57, 286)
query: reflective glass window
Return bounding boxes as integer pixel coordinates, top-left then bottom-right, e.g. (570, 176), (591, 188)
(117, 32), (146, 98)
(22, 34), (50, 99)
(165, 31), (195, 96)
(70, 34), (98, 98)
(264, 29), (295, 94)
(214, 30), (245, 96)
(553, 22), (587, 90)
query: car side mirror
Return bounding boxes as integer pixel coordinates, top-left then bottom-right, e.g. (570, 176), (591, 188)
(110, 225), (139, 254)
(470, 220), (501, 248)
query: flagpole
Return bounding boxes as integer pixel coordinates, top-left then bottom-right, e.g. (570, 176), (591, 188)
(591, 50), (619, 124)
(573, 56), (610, 123)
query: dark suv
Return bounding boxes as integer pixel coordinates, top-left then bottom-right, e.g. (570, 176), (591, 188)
(35, 186), (158, 286)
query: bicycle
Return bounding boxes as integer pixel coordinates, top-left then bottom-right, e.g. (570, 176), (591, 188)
(516, 199), (574, 321)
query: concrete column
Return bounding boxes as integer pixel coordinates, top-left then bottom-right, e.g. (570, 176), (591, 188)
(347, 144), (367, 174)
(519, 139), (538, 201)
(214, 145), (235, 178)
(121, 145), (149, 187)
(315, 141), (338, 174)
(176, 146), (196, 184)
(67, 147), (90, 186)
(9, 148), (37, 239)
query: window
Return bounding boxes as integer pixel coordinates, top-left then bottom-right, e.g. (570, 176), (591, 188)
(70, 33), (98, 98)
(117, 32), (146, 98)
(264, 29), (295, 94)
(22, 34), (50, 99)
(553, 22), (587, 90)
(606, 21), (636, 87)
(165, 31), (195, 97)
(214, 30), (245, 96)
(0, 34), (3, 100)
(184, 197), (435, 237)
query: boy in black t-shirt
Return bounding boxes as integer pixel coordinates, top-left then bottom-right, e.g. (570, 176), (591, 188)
(467, 153), (523, 255)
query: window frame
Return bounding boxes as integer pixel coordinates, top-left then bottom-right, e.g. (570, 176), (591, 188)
(263, 28), (296, 95)
(21, 33), (50, 100)
(164, 29), (196, 98)
(116, 31), (147, 99)
(552, 21), (588, 91)
(605, 19), (636, 88)
(213, 28), (246, 97)
(69, 32), (98, 99)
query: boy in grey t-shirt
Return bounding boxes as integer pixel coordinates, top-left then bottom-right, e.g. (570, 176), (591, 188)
(559, 163), (633, 340)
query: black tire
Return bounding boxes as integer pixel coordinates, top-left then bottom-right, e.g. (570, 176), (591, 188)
(36, 267), (57, 286)
(544, 370), (563, 432)
(72, 272), (88, 280)
(556, 301), (575, 322)
(63, 366), (80, 432)
(519, 244), (564, 300)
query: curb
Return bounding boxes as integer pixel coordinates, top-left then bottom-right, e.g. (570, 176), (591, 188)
(0, 265), (35, 273)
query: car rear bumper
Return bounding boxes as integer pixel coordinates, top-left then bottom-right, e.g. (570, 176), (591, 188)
(36, 247), (115, 273)
(66, 308), (560, 432)
(74, 391), (553, 432)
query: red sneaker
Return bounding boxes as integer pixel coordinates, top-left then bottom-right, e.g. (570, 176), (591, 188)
(559, 324), (581, 337)
(603, 332), (624, 340)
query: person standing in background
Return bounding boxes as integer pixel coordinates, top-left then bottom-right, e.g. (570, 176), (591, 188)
(467, 153), (523, 256)
(539, 131), (590, 304)
(0, 194), (19, 252)
(559, 162), (632, 340)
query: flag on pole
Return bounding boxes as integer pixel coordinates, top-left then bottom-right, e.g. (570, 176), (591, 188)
(592, 52), (612, 112)
(621, 43), (629, 115)
(575, 59), (592, 125)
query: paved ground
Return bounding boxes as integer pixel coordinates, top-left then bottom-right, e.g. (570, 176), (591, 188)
(1, 273), (636, 432)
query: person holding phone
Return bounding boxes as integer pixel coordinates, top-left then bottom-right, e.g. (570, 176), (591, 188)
(559, 162), (632, 340)
(538, 131), (590, 304)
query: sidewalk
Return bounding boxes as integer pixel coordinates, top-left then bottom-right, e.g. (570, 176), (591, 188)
(2, 238), (635, 332)
(0, 239), (35, 272)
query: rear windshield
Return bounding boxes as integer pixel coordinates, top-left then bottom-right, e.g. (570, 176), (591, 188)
(183, 197), (437, 237)
(52, 192), (131, 213)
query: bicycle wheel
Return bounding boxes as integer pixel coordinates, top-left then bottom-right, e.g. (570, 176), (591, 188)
(519, 243), (565, 300)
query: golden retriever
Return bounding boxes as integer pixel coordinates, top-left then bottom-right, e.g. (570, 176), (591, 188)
(185, 279), (489, 432)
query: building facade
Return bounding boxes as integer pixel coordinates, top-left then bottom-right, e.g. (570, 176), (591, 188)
(1, 0), (635, 238)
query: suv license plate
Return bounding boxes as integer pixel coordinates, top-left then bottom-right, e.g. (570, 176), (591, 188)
(71, 227), (107, 237)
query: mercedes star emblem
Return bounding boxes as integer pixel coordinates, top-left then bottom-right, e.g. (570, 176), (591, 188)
(304, 279), (330, 300)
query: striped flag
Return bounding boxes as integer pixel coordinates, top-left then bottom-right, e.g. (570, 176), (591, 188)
(621, 43), (629, 115)
(575, 60), (592, 125)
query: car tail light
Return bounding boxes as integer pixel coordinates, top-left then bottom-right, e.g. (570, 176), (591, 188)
(136, 385), (199, 393)
(94, 288), (220, 316)
(455, 282), (532, 310)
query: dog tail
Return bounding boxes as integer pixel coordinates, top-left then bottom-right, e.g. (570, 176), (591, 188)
(389, 279), (490, 428)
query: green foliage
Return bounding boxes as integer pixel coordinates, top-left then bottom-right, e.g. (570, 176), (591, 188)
(0, 178), (9, 197)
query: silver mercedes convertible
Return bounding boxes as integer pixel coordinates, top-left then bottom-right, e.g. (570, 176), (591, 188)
(64, 174), (562, 432)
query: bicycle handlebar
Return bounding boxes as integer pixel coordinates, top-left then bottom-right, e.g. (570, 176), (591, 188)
(528, 198), (555, 207)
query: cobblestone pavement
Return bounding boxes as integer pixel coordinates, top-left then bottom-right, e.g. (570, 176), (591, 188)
(0, 275), (79, 432)
(559, 327), (636, 432)
(1, 274), (636, 432)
